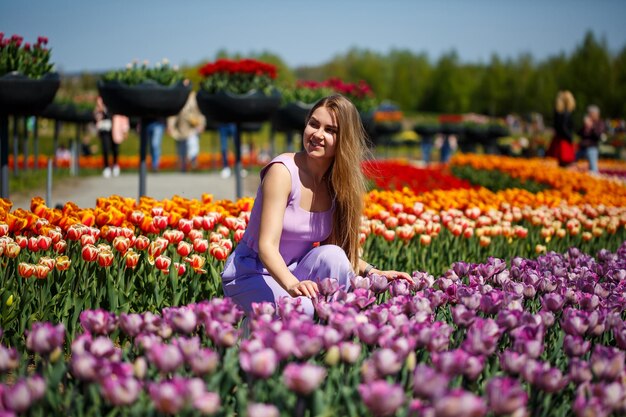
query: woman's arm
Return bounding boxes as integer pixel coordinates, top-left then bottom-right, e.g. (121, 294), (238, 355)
(257, 163), (319, 298)
(357, 258), (413, 282)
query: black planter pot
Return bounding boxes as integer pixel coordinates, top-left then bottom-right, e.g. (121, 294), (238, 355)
(97, 80), (191, 118)
(41, 102), (95, 124)
(488, 124), (509, 139)
(0, 72), (60, 116)
(440, 123), (464, 136)
(464, 125), (489, 143)
(272, 101), (313, 132)
(196, 89), (281, 124)
(414, 124), (439, 137)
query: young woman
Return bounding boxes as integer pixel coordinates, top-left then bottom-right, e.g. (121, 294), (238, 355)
(221, 95), (412, 317)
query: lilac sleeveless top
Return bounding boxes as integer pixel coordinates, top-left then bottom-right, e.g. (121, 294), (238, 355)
(240, 154), (334, 265)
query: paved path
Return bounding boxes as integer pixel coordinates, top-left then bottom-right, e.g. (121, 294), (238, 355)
(8, 170), (260, 211)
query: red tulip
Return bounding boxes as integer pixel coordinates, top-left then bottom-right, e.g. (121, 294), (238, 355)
(81, 244), (98, 262)
(97, 250), (114, 268)
(176, 241), (192, 257)
(18, 262), (35, 278)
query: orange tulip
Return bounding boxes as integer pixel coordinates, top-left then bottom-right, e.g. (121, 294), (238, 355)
(55, 256), (71, 271)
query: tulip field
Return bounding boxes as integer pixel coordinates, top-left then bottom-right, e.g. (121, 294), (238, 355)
(1, 154), (626, 416)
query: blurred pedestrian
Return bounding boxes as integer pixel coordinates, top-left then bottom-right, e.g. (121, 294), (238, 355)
(218, 123), (236, 178)
(94, 96), (117, 178)
(579, 105), (605, 173)
(167, 91), (205, 173)
(547, 90), (576, 167)
(145, 118), (166, 172)
(111, 114), (129, 176)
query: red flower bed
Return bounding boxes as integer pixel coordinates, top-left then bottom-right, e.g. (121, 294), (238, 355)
(363, 160), (473, 194)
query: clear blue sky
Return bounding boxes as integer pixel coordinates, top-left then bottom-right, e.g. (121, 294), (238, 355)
(2, 0), (625, 73)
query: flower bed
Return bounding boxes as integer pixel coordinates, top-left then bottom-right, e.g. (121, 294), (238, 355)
(2, 244), (626, 416)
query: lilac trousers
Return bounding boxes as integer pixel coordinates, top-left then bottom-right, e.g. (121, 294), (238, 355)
(221, 241), (353, 317)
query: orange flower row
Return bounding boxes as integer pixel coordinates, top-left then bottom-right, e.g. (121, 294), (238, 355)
(450, 154), (626, 206)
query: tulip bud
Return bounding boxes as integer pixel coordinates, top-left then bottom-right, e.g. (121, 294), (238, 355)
(325, 345), (340, 366)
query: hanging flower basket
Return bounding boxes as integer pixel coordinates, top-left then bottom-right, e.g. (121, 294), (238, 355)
(0, 72), (60, 115)
(196, 89), (281, 124)
(97, 80), (191, 118)
(41, 102), (95, 124)
(272, 101), (313, 132)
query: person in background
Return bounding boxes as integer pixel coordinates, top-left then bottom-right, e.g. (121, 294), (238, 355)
(547, 90), (576, 167)
(221, 94), (412, 322)
(94, 96), (116, 178)
(110, 114), (129, 176)
(579, 105), (605, 174)
(218, 123), (236, 178)
(145, 118), (166, 172)
(167, 91), (205, 173)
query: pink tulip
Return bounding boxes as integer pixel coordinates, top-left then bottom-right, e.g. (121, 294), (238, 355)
(2, 379), (32, 413)
(282, 363), (326, 395)
(192, 391), (221, 415)
(499, 350), (529, 376)
(339, 341), (362, 364)
(188, 348), (219, 376)
(70, 353), (99, 381)
(463, 318), (501, 356)
(569, 358), (593, 384)
(372, 348), (403, 376)
(319, 277), (340, 296)
(165, 306), (198, 334)
(486, 377), (528, 415)
(563, 334), (591, 357)
(358, 380), (405, 417)
(451, 304), (476, 327)
(0, 346), (19, 372)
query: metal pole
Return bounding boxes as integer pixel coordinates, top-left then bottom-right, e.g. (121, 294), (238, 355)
(0, 115), (9, 199)
(33, 117), (39, 171)
(53, 120), (60, 169)
(12, 115), (19, 175)
(139, 119), (148, 198)
(234, 123), (242, 199)
(73, 123), (80, 175)
(46, 158), (53, 207)
(22, 117), (29, 171)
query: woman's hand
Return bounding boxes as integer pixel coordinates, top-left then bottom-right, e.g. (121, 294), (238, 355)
(287, 280), (319, 298)
(372, 269), (414, 284)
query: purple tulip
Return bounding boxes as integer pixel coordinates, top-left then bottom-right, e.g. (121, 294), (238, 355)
(451, 304), (476, 327)
(147, 342), (184, 373)
(247, 402), (280, 417)
(412, 364), (450, 399)
(319, 277), (340, 296)
(433, 388), (487, 417)
(356, 322), (379, 345)
(2, 379), (32, 413)
(499, 350), (529, 376)
(165, 306), (198, 334)
(372, 348), (403, 376)
(389, 279), (411, 297)
(590, 345), (625, 381)
(563, 335), (591, 357)
(479, 290), (504, 315)
(485, 376), (528, 415)
(119, 313), (144, 337)
(524, 360), (568, 393)
(573, 385), (611, 417)
(339, 341), (361, 364)
(188, 348), (219, 376)
(370, 273), (391, 293)
(240, 347), (278, 379)
(134, 333), (162, 351)
(0, 346), (19, 372)
(569, 358), (593, 384)
(495, 309), (522, 330)
(561, 308), (590, 336)
(141, 311), (162, 334)
(172, 336), (200, 360)
(463, 318), (501, 356)
(511, 324), (544, 358)
(205, 321), (239, 348)
(89, 336), (121, 361)
(358, 380), (405, 417)
(282, 363), (326, 395)
(148, 379), (188, 414)
(70, 353), (99, 381)
(192, 391), (221, 415)
(541, 293), (565, 312)
(25, 322), (65, 355)
(350, 275), (371, 290)
(432, 349), (484, 380)
(79, 309), (118, 335)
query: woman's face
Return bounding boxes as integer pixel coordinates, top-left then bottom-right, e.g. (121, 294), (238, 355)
(303, 106), (338, 161)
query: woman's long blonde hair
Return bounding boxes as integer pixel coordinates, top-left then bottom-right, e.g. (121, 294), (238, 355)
(555, 90), (576, 113)
(306, 95), (369, 270)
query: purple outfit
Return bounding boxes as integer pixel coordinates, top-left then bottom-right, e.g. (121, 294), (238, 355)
(221, 153), (353, 316)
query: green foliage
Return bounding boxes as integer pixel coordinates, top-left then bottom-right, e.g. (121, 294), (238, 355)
(102, 59), (185, 86)
(0, 34), (54, 78)
(451, 165), (550, 193)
